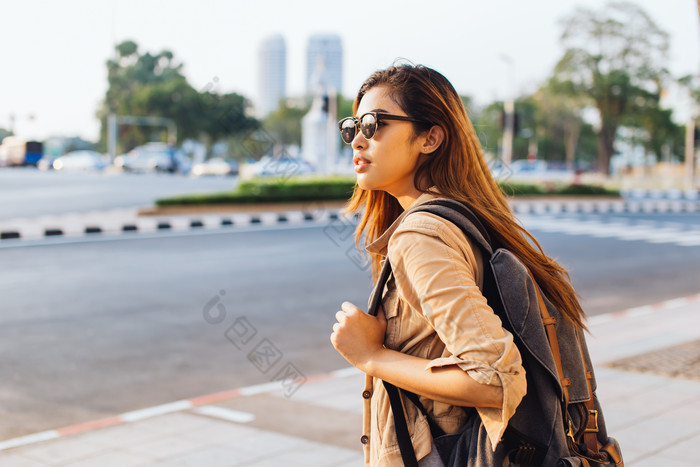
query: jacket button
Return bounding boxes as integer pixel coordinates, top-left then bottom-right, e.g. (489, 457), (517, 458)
(362, 390), (372, 399)
(360, 435), (369, 445)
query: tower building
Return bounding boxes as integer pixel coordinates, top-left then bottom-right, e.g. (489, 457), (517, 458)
(257, 35), (287, 117)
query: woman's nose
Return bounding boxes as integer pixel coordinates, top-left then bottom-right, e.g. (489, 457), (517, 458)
(352, 129), (367, 150)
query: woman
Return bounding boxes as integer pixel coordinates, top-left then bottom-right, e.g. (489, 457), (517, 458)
(330, 64), (586, 466)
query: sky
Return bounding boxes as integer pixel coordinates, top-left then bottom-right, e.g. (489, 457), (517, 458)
(1, 0), (698, 141)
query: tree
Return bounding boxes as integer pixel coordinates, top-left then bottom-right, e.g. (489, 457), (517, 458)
(532, 78), (598, 168)
(196, 91), (259, 151)
(0, 128), (12, 143)
(553, 2), (670, 174)
(621, 86), (683, 166)
(96, 40), (258, 154)
(470, 100), (502, 161)
(263, 100), (310, 147)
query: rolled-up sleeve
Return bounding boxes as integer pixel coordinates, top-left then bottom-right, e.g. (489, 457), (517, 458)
(387, 215), (527, 449)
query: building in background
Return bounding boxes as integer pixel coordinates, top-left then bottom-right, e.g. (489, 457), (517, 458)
(305, 34), (342, 96)
(257, 35), (287, 117)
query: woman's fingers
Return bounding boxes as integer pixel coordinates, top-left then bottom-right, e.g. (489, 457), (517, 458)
(341, 301), (363, 314)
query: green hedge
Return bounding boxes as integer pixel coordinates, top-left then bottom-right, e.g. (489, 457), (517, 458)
(499, 181), (619, 197)
(156, 177), (357, 206)
(156, 177), (619, 206)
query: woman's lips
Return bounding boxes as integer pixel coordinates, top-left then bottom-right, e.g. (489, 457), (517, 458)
(353, 157), (371, 173)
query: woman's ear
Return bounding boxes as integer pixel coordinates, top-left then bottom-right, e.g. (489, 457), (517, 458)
(421, 126), (445, 154)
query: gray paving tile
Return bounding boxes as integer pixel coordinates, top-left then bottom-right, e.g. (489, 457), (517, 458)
(587, 305), (700, 365)
(215, 393), (362, 450)
(243, 458), (292, 467)
(594, 369), (668, 403)
(613, 416), (699, 455)
(0, 452), (48, 467)
(4, 436), (109, 465)
(657, 432), (700, 464)
(58, 423), (166, 449)
(62, 450), (151, 467)
(178, 418), (263, 445)
(628, 453), (699, 467)
(226, 430), (307, 459)
(660, 399), (700, 425)
(149, 444), (260, 467)
(600, 378), (699, 424)
(613, 447), (646, 466)
(606, 338), (700, 381)
(267, 372), (363, 414)
(123, 434), (215, 461)
(333, 456), (366, 467)
(126, 412), (215, 435)
(273, 443), (363, 466)
(601, 405), (645, 432)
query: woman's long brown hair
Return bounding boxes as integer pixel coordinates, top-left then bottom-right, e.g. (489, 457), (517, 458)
(346, 64), (586, 329)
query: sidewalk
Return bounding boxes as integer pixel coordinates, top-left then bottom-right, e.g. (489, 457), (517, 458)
(1, 294), (699, 466)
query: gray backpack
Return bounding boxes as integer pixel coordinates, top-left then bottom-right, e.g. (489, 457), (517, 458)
(368, 198), (624, 466)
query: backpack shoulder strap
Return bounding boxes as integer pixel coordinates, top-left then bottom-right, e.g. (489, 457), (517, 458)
(367, 258), (392, 317)
(407, 198), (494, 257)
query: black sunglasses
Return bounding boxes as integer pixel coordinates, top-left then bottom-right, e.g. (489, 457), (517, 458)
(338, 112), (427, 144)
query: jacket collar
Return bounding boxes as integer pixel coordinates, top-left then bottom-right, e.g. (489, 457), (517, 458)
(366, 190), (442, 258)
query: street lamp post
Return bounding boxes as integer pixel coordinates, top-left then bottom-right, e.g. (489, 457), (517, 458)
(684, 119), (696, 193)
(685, 0), (700, 193)
(500, 55), (515, 167)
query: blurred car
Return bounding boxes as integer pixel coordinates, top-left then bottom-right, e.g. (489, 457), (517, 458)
(190, 157), (239, 176)
(114, 142), (185, 173)
(257, 157), (314, 177)
(52, 151), (108, 171)
(37, 155), (59, 170)
(491, 159), (574, 182)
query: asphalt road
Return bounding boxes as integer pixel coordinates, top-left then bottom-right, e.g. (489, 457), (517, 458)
(0, 167), (237, 220)
(2, 213), (700, 440)
(0, 224), (369, 439)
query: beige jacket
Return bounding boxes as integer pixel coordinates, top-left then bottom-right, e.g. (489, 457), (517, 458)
(361, 192), (527, 466)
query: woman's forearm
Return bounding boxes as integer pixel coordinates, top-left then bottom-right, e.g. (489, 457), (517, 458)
(362, 347), (503, 408)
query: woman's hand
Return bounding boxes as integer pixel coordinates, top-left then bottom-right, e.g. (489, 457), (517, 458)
(330, 301), (387, 372)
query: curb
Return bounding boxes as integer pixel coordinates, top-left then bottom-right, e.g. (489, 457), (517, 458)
(2, 199), (698, 242)
(587, 293), (700, 326)
(0, 367), (361, 452)
(0, 208), (349, 242)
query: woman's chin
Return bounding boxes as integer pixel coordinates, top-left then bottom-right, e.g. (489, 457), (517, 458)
(356, 174), (372, 191)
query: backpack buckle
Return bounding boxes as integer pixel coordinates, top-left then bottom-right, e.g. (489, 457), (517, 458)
(584, 409), (599, 433)
(566, 420), (577, 443)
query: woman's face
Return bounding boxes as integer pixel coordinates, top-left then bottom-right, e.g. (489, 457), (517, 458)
(351, 86), (427, 203)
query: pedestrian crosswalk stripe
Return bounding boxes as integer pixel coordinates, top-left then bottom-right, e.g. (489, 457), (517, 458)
(520, 216), (700, 247)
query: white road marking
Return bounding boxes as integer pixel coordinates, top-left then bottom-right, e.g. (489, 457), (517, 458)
(121, 400), (193, 422)
(193, 405), (256, 423)
(0, 430), (59, 451)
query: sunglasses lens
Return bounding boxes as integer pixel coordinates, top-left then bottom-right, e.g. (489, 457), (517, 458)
(360, 114), (377, 140)
(339, 118), (356, 144)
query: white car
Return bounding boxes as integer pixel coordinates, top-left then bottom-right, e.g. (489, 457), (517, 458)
(191, 158), (239, 176)
(114, 143), (178, 173)
(53, 151), (109, 171)
(506, 159), (574, 182)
